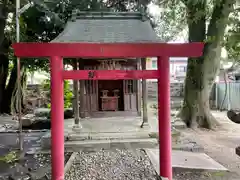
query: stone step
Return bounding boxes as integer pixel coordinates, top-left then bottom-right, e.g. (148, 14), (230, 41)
(64, 138), (158, 151)
(68, 131), (151, 141)
(172, 142), (204, 152)
(145, 149), (228, 173)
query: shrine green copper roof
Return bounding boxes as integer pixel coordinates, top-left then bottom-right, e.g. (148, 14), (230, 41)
(52, 11), (160, 43)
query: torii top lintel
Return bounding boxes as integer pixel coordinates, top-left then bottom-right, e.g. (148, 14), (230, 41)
(12, 42), (204, 58)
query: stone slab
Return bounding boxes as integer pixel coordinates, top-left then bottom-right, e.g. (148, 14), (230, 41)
(145, 149), (228, 174)
(41, 131), (69, 149)
(64, 138), (158, 151)
(68, 131), (150, 141)
(65, 117), (148, 133)
(172, 141), (204, 152)
(171, 120), (186, 129)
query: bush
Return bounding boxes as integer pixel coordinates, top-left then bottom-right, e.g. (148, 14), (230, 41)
(42, 79), (73, 108)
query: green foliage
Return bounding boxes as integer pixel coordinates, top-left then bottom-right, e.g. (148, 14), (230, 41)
(152, 1), (187, 41)
(204, 35), (217, 43)
(42, 78), (50, 90)
(8, 0), (148, 73)
(0, 0), (151, 115)
(225, 10), (240, 62)
(64, 80), (73, 108)
(0, 151), (18, 163)
(42, 78), (73, 108)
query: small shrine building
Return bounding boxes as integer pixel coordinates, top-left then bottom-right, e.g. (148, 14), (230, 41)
(52, 11), (160, 121)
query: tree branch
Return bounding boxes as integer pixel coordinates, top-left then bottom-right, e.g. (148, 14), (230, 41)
(234, 5), (240, 11)
(226, 60), (240, 73)
(207, 0), (236, 40)
(186, 0), (206, 42)
(181, 0), (188, 6)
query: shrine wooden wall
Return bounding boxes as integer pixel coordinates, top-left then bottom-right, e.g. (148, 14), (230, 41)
(80, 59), (138, 115)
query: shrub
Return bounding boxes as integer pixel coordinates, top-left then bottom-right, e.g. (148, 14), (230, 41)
(42, 79), (73, 108)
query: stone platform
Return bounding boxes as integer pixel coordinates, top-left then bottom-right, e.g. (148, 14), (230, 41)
(145, 149), (228, 174)
(41, 115), (202, 152)
(41, 116), (158, 150)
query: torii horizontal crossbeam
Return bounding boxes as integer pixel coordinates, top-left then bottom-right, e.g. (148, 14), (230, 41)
(12, 42), (204, 58)
(62, 70), (159, 80)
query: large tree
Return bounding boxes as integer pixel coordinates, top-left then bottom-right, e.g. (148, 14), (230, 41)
(156, 0), (238, 129)
(182, 0), (238, 129)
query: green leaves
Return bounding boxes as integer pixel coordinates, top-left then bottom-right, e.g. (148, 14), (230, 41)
(42, 78), (73, 108)
(225, 10), (240, 59)
(0, 151), (18, 163)
(64, 80), (73, 108)
(152, 1), (187, 41)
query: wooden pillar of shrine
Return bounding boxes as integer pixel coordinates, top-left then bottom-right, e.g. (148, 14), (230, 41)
(136, 58), (142, 116)
(141, 58), (148, 127)
(72, 60), (82, 128)
(79, 60), (85, 118)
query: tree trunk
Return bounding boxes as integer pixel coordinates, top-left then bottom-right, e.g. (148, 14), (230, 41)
(179, 0), (235, 129)
(0, 3), (8, 47)
(12, 67), (26, 114)
(0, 3), (10, 113)
(0, 54), (9, 113)
(2, 62), (18, 114)
(21, 70), (27, 112)
(2, 62), (25, 114)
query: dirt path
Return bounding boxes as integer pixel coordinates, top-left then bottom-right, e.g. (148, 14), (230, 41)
(176, 111), (240, 180)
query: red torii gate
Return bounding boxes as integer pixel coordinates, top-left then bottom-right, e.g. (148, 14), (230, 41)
(12, 42), (204, 180)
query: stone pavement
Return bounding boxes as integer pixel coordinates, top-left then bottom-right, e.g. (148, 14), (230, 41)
(41, 112), (203, 152)
(42, 116), (158, 150)
(64, 116), (149, 133)
(145, 149), (228, 174)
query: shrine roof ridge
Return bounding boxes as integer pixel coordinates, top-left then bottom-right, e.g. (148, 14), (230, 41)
(71, 11), (146, 21)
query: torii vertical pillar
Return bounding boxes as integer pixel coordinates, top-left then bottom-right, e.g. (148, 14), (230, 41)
(50, 56), (64, 180)
(158, 56), (172, 180)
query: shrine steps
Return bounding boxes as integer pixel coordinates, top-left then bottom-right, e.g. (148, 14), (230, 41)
(65, 131), (158, 151)
(64, 138), (158, 151)
(41, 131), (158, 150)
(67, 131), (151, 141)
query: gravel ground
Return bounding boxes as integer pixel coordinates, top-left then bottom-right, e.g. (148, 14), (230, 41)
(0, 152), (71, 180)
(65, 149), (160, 180)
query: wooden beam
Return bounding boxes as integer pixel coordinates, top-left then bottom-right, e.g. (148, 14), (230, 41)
(12, 42), (204, 58)
(136, 59), (142, 116)
(72, 60), (80, 126)
(62, 70), (159, 80)
(141, 58), (148, 126)
(78, 61), (85, 118)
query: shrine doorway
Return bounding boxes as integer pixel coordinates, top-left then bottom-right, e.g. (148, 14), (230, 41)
(98, 80), (124, 111)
